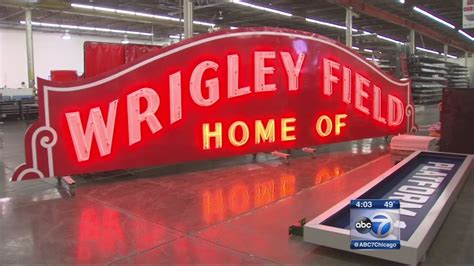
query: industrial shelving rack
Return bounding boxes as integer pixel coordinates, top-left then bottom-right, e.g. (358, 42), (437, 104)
(408, 55), (447, 105)
(445, 62), (470, 89)
(352, 33), (407, 79)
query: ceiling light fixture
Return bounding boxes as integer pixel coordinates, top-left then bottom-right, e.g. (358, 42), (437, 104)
(116, 10), (136, 16)
(169, 34), (184, 39)
(60, 24), (78, 29)
(134, 12), (154, 18)
(232, 0), (292, 17)
(94, 6), (116, 13)
(416, 46), (439, 55)
(415, 47), (457, 58)
(121, 35), (129, 44)
(61, 30), (71, 40)
(0, 197), (11, 203)
(71, 3), (214, 26)
(41, 22), (60, 28)
(69, 3), (93, 9)
(19, 21), (40, 26)
(440, 53), (458, 59)
(363, 48), (374, 53)
(110, 29), (126, 34)
(458, 30), (474, 41)
(365, 57), (380, 62)
(193, 20), (215, 27)
(305, 18), (358, 32)
(376, 34), (404, 45)
(413, 6), (455, 29)
(20, 20), (153, 36)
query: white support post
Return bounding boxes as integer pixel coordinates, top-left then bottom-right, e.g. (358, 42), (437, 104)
(183, 0), (193, 39)
(465, 51), (468, 67)
(345, 7), (352, 48)
(151, 24), (154, 45)
(409, 29), (416, 55)
(25, 9), (35, 89)
(443, 44), (448, 62)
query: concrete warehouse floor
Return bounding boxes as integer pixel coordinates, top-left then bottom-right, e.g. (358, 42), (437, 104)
(0, 105), (472, 265)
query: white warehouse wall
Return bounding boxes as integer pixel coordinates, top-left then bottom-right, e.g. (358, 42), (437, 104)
(0, 28), (165, 88)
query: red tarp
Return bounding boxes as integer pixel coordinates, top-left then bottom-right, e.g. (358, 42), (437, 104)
(124, 44), (161, 63)
(50, 70), (79, 82)
(83, 42), (161, 78)
(84, 42), (125, 78)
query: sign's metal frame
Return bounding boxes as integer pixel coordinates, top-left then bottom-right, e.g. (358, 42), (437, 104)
(303, 150), (473, 265)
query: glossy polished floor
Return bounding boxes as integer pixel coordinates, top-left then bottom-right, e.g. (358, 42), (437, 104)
(1, 105), (473, 265)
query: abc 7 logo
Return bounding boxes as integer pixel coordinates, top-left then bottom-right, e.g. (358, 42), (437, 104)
(354, 212), (394, 238)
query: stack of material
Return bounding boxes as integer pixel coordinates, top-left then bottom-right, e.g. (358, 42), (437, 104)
(390, 134), (439, 162)
(0, 121), (3, 149)
(428, 122), (441, 137)
(409, 55), (447, 105)
(417, 122), (441, 137)
(391, 134), (439, 150)
(446, 62), (470, 89)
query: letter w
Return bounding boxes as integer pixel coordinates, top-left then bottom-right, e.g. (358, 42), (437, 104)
(65, 100), (118, 162)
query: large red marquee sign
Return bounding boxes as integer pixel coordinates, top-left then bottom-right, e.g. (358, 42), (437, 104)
(12, 28), (414, 181)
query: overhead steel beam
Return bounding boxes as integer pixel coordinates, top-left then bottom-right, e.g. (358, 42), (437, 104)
(0, 9), (24, 21)
(330, 0), (474, 52)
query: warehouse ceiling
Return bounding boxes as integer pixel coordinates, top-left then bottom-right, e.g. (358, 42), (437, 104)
(0, 0), (473, 57)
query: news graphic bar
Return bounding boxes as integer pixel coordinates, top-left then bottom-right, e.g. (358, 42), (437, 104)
(350, 199), (400, 209)
(350, 199), (401, 250)
(350, 240), (400, 249)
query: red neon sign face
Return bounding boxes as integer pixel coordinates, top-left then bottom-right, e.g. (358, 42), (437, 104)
(12, 27), (414, 181)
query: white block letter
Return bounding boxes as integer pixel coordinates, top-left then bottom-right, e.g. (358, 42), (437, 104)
(280, 52), (305, 91)
(355, 73), (370, 115)
(190, 60), (219, 106)
(228, 54), (251, 98)
(323, 58), (340, 96)
(342, 66), (351, 103)
(373, 85), (387, 124)
(66, 99), (118, 162)
(170, 71), (182, 124)
(127, 88), (162, 145)
(388, 95), (404, 126)
(255, 51), (277, 92)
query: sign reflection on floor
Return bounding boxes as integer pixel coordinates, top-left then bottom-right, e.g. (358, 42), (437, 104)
(202, 165), (344, 224)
